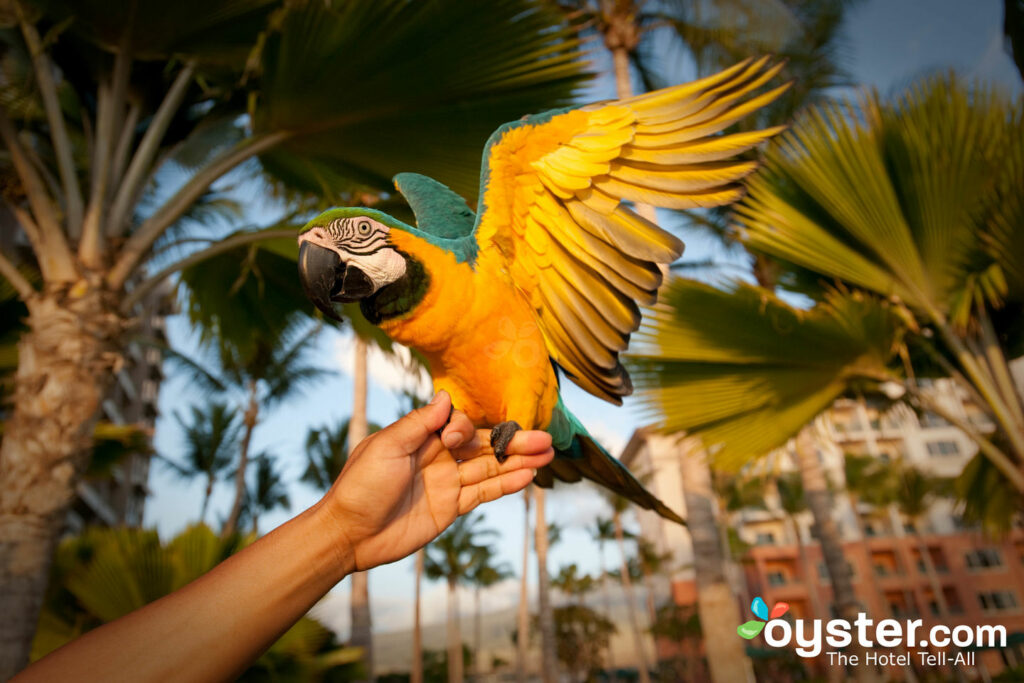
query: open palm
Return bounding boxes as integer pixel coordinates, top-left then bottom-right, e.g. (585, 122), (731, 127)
(324, 392), (553, 571)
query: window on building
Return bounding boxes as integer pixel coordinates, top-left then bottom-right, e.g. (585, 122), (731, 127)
(966, 548), (1004, 570)
(767, 571), (787, 586)
(926, 440), (960, 457)
(755, 532), (776, 546)
(978, 591), (1018, 612)
(920, 412), (951, 428)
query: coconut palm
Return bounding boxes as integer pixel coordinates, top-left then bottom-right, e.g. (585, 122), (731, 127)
(425, 513), (497, 683)
(301, 410), (381, 679)
(469, 547), (513, 680)
(887, 464), (955, 617)
(243, 453), (291, 535)
(604, 493), (653, 683)
(516, 487), (532, 683)
(161, 401), (240, 523)
(533, 486), (558, 683)
(676, 441), (756, 683)
(412, 547), (425, 683)
(773, 471), (825, 620)
(635, 539), (673, 645)
(589, 516), (619, 671)
(0, 1), (589, 672)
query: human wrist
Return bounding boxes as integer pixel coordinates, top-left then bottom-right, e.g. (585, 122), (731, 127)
(310, 498), (359, 580)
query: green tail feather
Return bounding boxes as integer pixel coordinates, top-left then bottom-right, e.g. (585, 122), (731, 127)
(540, 398), (685, 525)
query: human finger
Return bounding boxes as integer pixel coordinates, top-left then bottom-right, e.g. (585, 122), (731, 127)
(454, 429), (553, 461)
(457, 448), (555, 487)
(440, 409), (475, 450)
(458, 469), (539, 515)
(383, 391), (452, 454)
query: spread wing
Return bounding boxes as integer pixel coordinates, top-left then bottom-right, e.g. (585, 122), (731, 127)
(473, 57), (789, 404)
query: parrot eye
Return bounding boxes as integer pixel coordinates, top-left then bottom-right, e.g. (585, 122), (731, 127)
(358, 221), (372, 236)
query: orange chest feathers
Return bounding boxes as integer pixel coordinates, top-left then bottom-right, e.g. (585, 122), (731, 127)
(379, 231), (559, 430)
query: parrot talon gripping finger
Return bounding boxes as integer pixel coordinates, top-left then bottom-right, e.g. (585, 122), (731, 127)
(436, 403), (455, 439)
(490, 421), (521, 464)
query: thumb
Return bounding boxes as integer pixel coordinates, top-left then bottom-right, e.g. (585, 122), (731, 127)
(389, 390), (452, 451)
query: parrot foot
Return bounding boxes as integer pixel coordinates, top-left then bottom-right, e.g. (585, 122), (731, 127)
(435, 402), (455, 438)
(490, 421), (521, 464)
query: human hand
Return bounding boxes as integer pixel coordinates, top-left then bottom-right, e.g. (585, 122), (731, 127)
(320, 391), (554, 572)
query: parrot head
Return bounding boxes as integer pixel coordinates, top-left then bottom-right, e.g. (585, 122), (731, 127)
(297, 208), (415, 322)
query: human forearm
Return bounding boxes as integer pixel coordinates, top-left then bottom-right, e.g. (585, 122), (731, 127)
(15, 500), (352, 683)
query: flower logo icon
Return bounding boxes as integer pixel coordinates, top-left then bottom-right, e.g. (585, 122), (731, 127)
(737, 597), (790, 639)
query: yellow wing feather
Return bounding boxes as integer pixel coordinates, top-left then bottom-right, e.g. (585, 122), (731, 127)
(475, 58), (788, 403)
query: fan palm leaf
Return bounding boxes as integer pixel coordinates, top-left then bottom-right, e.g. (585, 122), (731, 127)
(628, 278), (902, 470)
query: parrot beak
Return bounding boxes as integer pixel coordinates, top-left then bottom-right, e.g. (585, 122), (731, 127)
(298, 241), (375, 322)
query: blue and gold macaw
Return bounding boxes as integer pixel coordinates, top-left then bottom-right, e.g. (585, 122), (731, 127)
(297, 58), (788, 523)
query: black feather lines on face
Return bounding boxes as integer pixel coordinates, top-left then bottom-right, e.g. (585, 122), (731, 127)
(328, 217), (388, 256)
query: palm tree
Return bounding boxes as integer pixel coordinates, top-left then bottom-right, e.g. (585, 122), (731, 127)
(161, 401), (240, 523)
(635, 539), (673, 648)
(0, 1), (589, 672)
(842, 452), (891, 615)
(412, 547), (425, 683)
(302, 418), (352, 491)
(589, 517), (619, 672)
(533, 486), (558, 683)
(244, 453), (291, 535)
(219, 327), (328, 537)
(425, 513), (497, 683)
(469, 547), (513, 680)
(732, 76), (1024, 485)
(605, 493), (653, 683)
(346, 335), (374, 682)
(773, 471), (826, 620)
(888, 464), (954, 617)
(676, 442), (755, 683)
(302, 411), (383, 679)
(516, 487), (532, 683)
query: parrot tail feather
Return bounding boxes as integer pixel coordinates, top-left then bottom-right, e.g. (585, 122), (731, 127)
(536, 433), (686, 526)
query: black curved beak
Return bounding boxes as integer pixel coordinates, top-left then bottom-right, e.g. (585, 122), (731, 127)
(298, 241), (344, 322)
(298, 241), (376, 322)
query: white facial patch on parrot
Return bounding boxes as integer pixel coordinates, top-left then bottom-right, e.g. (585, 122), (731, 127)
(342, 247), (407, 292)
(299, 216), (407, 293)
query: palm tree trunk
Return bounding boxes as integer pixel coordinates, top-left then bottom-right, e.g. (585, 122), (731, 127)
(474, 586), (482, 681)
(795, 427), (879, 683)
(789, 514), (825, 621)
(223, 380), (258, 538)
(677, 444), (754, 683)
(447, 575), (463, 683)
(201, 476), (214, 523)
(412, 548), (424, 683)
(598, 543), (617, 674)
(0, 293), (120, 678)
(534, 486), (557, 683)
(612, 509), (652, 683)
(517, 487), (531, 683)
(349, 335), (374, 681)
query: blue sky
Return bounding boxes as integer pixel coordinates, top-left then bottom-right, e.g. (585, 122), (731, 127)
(143, 0), (1022, 637)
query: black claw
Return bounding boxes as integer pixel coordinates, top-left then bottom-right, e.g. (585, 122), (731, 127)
(436, 403), (455, 438)
(490, 421), (522, 464)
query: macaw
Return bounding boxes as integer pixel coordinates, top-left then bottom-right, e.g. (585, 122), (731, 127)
(297, 58), (788, 524)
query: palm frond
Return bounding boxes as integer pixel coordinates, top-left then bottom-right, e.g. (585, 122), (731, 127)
(627, 278), (902, 470)
(253, 0), (591, 202)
